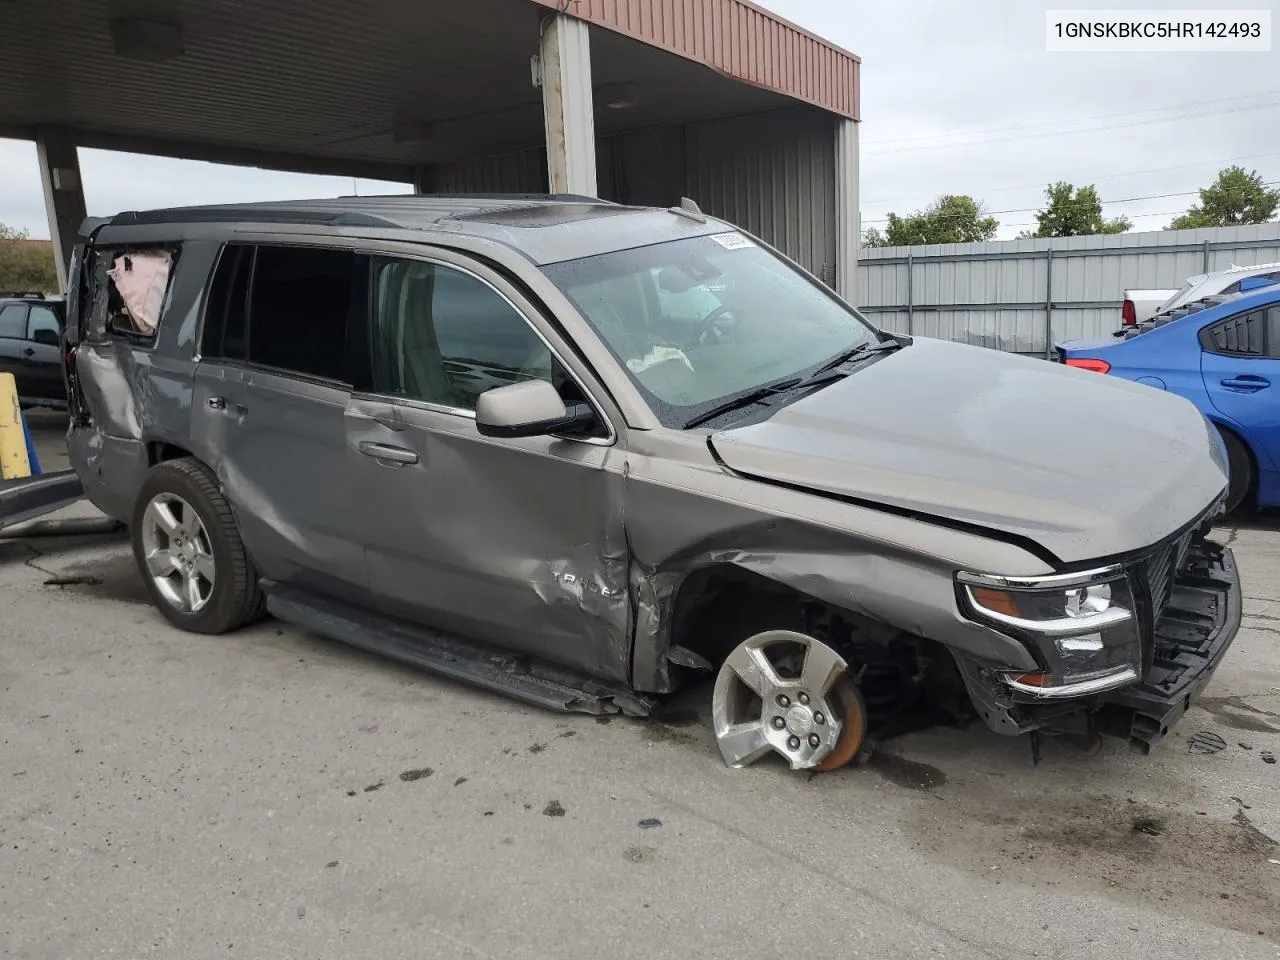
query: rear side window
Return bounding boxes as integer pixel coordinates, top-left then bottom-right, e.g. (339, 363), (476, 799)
(1202, 307), (1280, 358)
(248, 246), (358, 381)
(203, 243), (361, 382)
(0, 303), (27, 339)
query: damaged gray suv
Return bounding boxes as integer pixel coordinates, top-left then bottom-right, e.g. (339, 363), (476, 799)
(63, 195), (1241, 771)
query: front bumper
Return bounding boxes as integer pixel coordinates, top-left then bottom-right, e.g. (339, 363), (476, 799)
(956, 539), (1241, 750)
(1095, 541), (1241, 752)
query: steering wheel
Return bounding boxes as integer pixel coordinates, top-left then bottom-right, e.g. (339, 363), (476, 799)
(682, 304), (734, 351)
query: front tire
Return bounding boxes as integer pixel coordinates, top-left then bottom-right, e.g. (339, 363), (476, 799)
(131, 457), (264, 634)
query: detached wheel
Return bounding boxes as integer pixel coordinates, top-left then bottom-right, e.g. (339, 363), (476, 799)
(1217, 426), (1251, 513)
(131, 457), (264, 634)
(711, 629), (867, 772)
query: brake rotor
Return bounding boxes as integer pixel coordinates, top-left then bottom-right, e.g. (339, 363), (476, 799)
(813, 674), (868, 771)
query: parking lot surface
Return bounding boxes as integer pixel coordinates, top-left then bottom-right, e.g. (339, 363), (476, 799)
(3, 415), (1278, 960)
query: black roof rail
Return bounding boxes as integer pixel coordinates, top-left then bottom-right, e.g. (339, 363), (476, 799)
(403, 192), (614, 204)
(108, 208), (402, 228)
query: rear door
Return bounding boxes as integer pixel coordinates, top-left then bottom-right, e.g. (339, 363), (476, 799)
(23, 302), (64, 403)
(1200, 303), (1280, 473)
(191, 241), (372, 601)
(0, 302), (30, 394)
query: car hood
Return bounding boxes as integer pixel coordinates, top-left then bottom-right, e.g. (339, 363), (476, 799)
(709, 337), (1226, 565)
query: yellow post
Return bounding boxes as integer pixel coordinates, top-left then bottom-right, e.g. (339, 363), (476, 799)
(0, 372), (33, 480)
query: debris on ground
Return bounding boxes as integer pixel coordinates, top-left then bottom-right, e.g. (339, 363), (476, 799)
(358, 724), (378, 734)
(454, 776), (467, 786)
(43, 574), (103, 587)
(1132, 817), (1164, 836)
(325, 861), (338, 868)
(638, 818), (663, 829)
(1187, 731), (1227, 755)
(528, 742), (546, 754)
(543, 800), (566, 817)
(363, 782), (384, 793)
(399, 768), (433, 782)
(1263, 751), (1276, 765)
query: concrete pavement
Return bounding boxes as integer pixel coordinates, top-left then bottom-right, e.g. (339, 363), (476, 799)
(2, 414), (1278, 960)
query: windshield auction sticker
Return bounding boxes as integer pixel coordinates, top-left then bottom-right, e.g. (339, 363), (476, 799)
(711, 233), (756, 250)
(1047, 10), (1271, 51)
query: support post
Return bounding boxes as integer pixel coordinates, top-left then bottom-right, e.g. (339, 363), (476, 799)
(36, 128), (87, 293)
(834, 119), (860, 304)
(538, 14), (597, 197)
(1044, 248), (1055, 359)
(1202, 239), (1211, 274)
(906, 250), (914, 335)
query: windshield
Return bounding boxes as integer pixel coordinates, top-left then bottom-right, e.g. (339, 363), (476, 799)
(542, 232), (880, 427)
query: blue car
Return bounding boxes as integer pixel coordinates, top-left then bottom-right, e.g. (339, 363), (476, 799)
(1057, 276), (1280, 512)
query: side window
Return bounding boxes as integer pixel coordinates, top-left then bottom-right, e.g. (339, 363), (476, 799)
(1269, 307), (1280, 359)
(369, 258), (554, 410)
(201, 244), (252, 361)
(246, 245), (357, 381)
(1203, 309), (1266, 357)
(26, 304), (61, 345)
(104, 249), (177, 341)
(0, 303), (27, 339)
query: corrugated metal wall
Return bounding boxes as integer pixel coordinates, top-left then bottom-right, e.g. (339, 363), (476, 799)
(859, 223), (1280, 354)
(528, 0), (861, 120)
(686, 107), (838, 285)
(430, 105), (838, 282)
(433, 147), (549, 194)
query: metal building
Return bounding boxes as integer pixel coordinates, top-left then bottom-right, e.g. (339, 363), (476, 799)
(1, 0), (861, 297)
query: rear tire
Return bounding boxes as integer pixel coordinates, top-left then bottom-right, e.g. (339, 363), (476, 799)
(131, 457), (265, 634)
(1217, 426), (1251, 514)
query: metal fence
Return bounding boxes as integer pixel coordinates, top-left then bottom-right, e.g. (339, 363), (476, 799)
(856, 222), (1280, 355)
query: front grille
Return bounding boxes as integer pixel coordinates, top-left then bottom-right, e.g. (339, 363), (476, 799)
(1139, 528), (1197, 628)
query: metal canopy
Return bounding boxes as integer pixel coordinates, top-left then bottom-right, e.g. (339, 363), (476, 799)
(3, 0), (820, 180)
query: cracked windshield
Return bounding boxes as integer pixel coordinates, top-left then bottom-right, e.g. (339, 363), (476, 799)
(544, 232), (878, 426)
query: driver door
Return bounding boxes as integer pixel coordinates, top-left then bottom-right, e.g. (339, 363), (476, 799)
(346, 251), (632, 683)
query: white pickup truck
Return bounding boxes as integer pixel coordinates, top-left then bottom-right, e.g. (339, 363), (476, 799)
(1120, 288), (1177, 327)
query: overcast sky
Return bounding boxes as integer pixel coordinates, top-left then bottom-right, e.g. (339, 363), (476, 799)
(2, 0), (1277, 242)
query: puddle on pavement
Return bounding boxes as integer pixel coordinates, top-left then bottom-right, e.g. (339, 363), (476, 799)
(899, 786), (1279, 942)
(866, 750), (947, 790)
(43, 551), (150, 606)
(1197, 696), (1280, 734)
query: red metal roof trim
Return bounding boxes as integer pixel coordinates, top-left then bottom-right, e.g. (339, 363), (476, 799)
(532, 0), (860, 121)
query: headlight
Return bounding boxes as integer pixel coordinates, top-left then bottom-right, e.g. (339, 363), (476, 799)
(957, 566), (1141, 698)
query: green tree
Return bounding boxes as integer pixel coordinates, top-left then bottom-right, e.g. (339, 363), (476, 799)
(0, 223), (59, 293)
(862, 194), (999, 247)
(1169, 166), (1280, 229)
(1030, 182), (1130, 238)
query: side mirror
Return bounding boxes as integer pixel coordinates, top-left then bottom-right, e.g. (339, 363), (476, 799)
(32, 329), (59, 346)
(475, 379), (595, 439)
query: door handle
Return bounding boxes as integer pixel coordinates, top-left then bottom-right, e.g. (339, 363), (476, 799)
(1221, 376), (1270, 391)
(358, 441), (419, 465)
(207, 396), (248, 415)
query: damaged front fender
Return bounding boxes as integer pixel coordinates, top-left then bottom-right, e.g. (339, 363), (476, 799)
(623, 431), (1048, 693)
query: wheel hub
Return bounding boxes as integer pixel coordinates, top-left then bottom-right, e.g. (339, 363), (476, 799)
(783, 703), (816, 737)
(139, 493), (216, 615)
